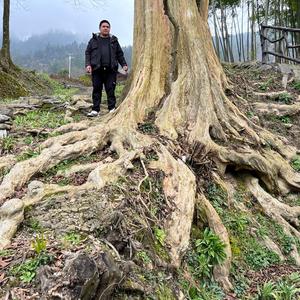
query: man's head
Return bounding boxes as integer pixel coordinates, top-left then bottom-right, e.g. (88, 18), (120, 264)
(99, 20), (111, 37)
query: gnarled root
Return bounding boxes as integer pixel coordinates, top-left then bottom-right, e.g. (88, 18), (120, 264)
(245, 175), (300, 264)
(253, 102), (300, 117)
(198, 194), (232, 291)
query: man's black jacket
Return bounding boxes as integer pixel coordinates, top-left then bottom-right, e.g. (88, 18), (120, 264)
(85, 33), (127, 71)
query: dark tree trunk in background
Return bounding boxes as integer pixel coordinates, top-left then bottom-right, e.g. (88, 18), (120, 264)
(0, 0), (13, 70)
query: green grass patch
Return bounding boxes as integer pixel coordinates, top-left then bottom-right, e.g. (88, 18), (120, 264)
(277, 92), (293, 104)
(291, 156), (300, 172)
(17, 148), (41, 161)
(38, 72), (79, 101)
(136, 250), (152, 265)
(14, 109), (67, 129)
(0, 136), (16, 154)
(10, 252), (52, 283)
(259, 77), (274, 91)
(61, 232), (83, 247)
(186, 228), (226, 280)
(292, 80), (300, 91)
(256, 272), (300, 300)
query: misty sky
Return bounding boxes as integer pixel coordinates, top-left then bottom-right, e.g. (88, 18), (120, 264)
(6, 0), (134, 46)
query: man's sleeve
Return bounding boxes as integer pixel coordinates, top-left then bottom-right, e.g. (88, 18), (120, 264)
(85, 40), (92, 67)
(116, 41), (127, 67)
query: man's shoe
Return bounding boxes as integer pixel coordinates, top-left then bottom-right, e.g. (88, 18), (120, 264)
(87, 110), (99, 117)
(109, 108), (116, 113)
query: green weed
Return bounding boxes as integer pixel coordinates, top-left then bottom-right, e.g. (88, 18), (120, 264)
(245, 241), (280, 270)
(0, 249), (13, 257)
(154, 227), (166, 246)
(14, 109), (67, 129)
(291, 156), (300, 172)
(277, 92), (293, 104)
(136, 250), (152, 264)
(31, 233), (47, 255)
(25, 217), (42, 232)
(257, 281), (277, 300)
(195, 228), (226, 266)
(62, 232), (82, 246)
(138, 122), (158, 135)
(278, 116), (291, 124)
(17, 148), (41, 161)
(0, 136), (15, 153)
(292, 81), (300, 91)
(187, 228), (226, 279)
(259, 78), (274, 91)
(206, 183), (228, 215)
(10, 252), (52, 283)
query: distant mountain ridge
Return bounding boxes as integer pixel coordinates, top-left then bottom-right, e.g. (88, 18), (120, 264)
(3, 30), (132, 77)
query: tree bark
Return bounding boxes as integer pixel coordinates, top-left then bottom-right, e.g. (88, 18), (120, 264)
(0, 0), (13, 69)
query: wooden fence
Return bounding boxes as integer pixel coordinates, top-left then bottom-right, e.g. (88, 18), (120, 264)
(260, 24), (300, 64)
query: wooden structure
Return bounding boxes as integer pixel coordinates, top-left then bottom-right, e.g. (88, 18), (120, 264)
(260, 24), (300, 64)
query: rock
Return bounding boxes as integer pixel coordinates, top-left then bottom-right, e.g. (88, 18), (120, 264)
(0, 107), (13, 117)
(284, 123), (293, 129)
(0, 114), (10, 122)
(37, 251), (122, 300)
(0, 130), (7, 138)
(27, 180), (44, 197)
(64, 253), (100, 300)
(0, 124), (12, 130)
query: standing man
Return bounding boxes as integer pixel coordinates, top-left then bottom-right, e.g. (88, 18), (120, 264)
(85, 20), (128, 117)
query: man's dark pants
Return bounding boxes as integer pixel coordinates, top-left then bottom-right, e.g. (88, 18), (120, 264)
(92, 67), (117, 112)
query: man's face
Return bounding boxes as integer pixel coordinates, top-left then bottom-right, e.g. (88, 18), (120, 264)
(100, 23), (110, 36)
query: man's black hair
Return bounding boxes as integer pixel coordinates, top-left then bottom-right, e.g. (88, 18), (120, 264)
(99, 20), (111, 27)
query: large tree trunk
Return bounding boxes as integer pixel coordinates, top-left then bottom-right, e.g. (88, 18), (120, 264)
(1, 0), (300, 293)
(0, 0), (13, 70)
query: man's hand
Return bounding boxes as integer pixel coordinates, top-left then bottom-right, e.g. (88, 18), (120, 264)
(86, 65), (92, 74)
(123, 65), (128, 73)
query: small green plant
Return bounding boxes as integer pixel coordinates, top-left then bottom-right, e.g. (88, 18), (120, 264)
(277, 281), (300, 300)
(278, 116), (291, 124)
(224, 212), (249, 233)
(24, 136), (34, 145)
(14, 110), (67, 129)
(25, 217), (42, 232)
(138, 122), (158, 134)
(277, 92), (293, 104)
(17, 148), (41, 161)
(247, 111), (255, 118)
(136, 250), (152, 264)
(206, 183), (228, 215)
(11, 253), (51, 283)
(0, 249), (13, 257)
(259, 78), (274, 91)
(292, 80), (300, 91)
(62, 232), (82, 246)
(31, 233), (47, 255)
(115, 83), (125, 98)
(195, 228), (226, 266)
(257, 282), (277, 300)
(1, 136), (15, 153)
(245, 243), (280, 270)
(291, 156), (300, 172)
(154, 227), (166, 246)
